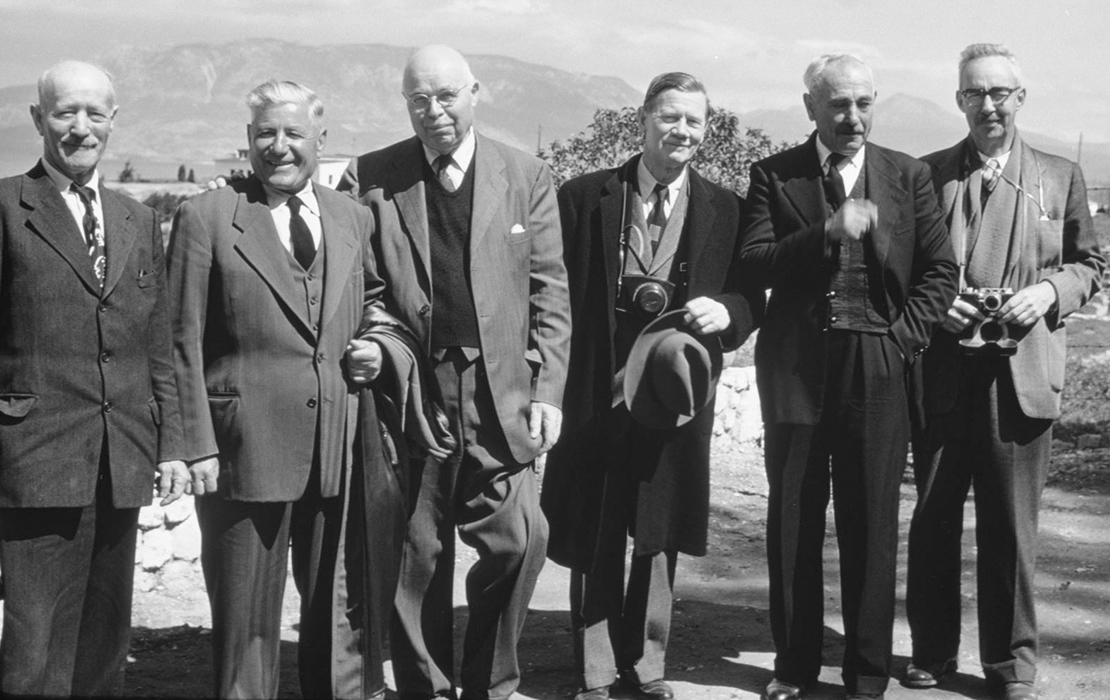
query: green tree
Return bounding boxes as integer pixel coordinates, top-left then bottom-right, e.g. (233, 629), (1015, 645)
(538, 106), (793, 197)
(118, 160), (136, 183)
(177, 164), (187, 182)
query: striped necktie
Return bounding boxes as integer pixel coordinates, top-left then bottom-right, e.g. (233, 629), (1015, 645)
(70, 183), (105, 284)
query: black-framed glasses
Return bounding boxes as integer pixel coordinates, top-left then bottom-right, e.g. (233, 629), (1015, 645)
(960, 86), (1021, 106)
(402, 83), (473, 111)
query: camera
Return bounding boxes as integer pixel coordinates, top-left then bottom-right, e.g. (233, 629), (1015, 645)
(957, 287), (1018, 356)
(619, 275), (675, 319)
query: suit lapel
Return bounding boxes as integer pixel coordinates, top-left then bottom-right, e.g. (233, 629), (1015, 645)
(318, 186), (358, 330)
(781, 137), (827, 227)
(864, 145), (908, 267)
(600, 162), (632, 330)
(683, 169), (717, 278)
(470, 133), (507, 255)
(99, 187), (137, 297)
(21, 166), (101, 294)
(388, 138), (432, 285)
(231, 178), (313, 337)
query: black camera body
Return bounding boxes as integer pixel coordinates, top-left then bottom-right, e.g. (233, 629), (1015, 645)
(958, 287), (1018, 356)
(619, 275), (675, 319)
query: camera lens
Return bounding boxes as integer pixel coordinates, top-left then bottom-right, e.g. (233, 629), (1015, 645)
(982, 293), (1003, 312)
(634, 283), (668, 315)
(979, 319), (1006, 343)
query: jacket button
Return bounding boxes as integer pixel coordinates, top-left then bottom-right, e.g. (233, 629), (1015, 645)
(100, 352), (111, 363)
(97, 303), (108, 313)
(827, 291), (838, 299)
(309, 297), (318, 305)
(307, 398), (318, 408)
(419, 304), (431, 316)
(102, 401), (113, 412)
(829, 315), (839, 324)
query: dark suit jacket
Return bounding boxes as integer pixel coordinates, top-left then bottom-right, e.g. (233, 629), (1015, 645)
(0, 162), (183, 508)
(918, 135), (1104, 420)
(543, 157), (763, 571)
(338, 133), (571, 464)
(167, 176), (386, 501)
(740, 134), (958, 425)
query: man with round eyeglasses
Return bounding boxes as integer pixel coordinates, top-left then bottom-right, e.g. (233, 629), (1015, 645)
(339, 44), (571, 700)
(905, 43), (1104, 700)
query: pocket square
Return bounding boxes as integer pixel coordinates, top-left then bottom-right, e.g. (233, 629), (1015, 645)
(510, 224), (527, 234)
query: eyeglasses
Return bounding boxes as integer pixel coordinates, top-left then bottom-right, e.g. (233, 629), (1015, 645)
(402, 83), (473, 111)
(959, 87), (1021, 106)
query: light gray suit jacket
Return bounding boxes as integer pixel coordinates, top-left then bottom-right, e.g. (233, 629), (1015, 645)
(920, 134), (1105, 420)
(168, 176), (386, 500)
(339, 133), (571, 464)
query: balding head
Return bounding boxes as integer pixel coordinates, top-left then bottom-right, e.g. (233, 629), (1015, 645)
(31, 61), (118, 184)
(401, 45), (479, 155)
(802, 54), (876, 156)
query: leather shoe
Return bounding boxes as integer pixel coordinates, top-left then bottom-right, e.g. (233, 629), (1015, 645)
(624, 678), (674, 700)
(1001, 682), (1037, 700)
(573, 688), (610, 700)
(764, 678), (802, 700)
(902, 658), (957, 688)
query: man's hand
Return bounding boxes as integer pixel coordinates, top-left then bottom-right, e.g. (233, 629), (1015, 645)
(998, 282), (1057, 327)
(345, 338), (383, 384)
(826, 199), (878, 242)
(155, 460), (189, 506)
(529, 401), (562, 455)
(941, 296), (986, 334)
(187, 457), (219, 496)
(683, 296), (732, 336)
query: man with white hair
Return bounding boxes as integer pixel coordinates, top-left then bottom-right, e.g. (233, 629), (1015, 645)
(168, 79), (397, 699)
(0, 60), (186, 696)
(905, 44), (1103, 700)
(338, 44), (571, 700)
(740, 54), (957, 700)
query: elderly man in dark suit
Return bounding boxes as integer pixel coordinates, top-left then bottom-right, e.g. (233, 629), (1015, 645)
(168, 80), (398, 699)
(0, 60), (186, 697)
(740, 54), (958, 700)
(904, 44), (1104, 700)
(337, 44), (571, 700)
(541, 72), (762, 700)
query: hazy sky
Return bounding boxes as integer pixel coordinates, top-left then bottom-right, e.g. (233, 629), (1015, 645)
(2, 0), (1107, 143)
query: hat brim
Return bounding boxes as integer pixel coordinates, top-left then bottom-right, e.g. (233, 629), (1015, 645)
(623, 309), (724, 429)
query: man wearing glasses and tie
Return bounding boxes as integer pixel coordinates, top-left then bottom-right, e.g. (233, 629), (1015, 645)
(905, 44), (1104, 700)
(338, 45), (571, 700)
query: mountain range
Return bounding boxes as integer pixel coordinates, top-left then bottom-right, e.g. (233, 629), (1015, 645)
(1, 39), (1107, 189)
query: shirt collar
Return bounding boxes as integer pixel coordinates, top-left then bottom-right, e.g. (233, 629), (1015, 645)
(423, 128), (476, 171)
(814, 137), (865, 172)
(636, 156), (687, 200)
(41, 158), (101, 195)
(266, 181), (319, 216)
(976, 148), (1011, 172)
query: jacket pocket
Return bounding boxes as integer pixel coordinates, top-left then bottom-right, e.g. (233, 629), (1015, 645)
(0, 393), (37, 419)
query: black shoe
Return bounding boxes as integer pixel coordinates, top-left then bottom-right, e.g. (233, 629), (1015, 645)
(1001, 682), (1037, 700)
(622, 678), (674, 700)
(902, 658), (957, 688)
(573, 687), (611, 700)
(764, 678), (802, 700)
(846, 693), (884, 700)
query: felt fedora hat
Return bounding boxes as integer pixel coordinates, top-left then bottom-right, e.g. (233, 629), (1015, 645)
(623, 309), (723, 429)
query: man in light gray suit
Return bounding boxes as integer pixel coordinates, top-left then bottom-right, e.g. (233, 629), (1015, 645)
(339, 44), (571, 700)
(905, 44), (1104, 700)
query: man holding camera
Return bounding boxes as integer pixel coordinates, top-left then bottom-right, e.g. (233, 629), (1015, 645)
(542, 72), (762, 700)
(905, 44), (1104, 700)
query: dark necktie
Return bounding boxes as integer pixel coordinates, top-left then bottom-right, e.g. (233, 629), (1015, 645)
(647, 183), (668, 252)
(823, 152), (848, 210)
(434, 154), (456, 192)
(287, 196), (316, 270)
(70, 183), (105, 284)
